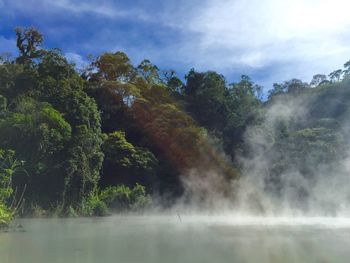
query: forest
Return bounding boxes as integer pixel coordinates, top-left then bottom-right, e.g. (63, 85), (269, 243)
(1, 27), (350, 226)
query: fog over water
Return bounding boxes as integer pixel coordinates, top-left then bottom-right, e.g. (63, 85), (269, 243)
(2, 216), (350, 263)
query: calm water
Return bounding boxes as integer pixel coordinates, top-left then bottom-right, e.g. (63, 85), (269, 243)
(1, 215), (350, 263)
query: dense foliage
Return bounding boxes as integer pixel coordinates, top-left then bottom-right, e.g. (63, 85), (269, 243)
(0, 149), (18, 226)
(1, 27), (350, 220)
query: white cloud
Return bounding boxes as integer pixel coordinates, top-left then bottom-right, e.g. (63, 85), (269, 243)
(5, 0), (151, 21)
(3, 0), (350, 87)
(168, 0), (350, 85)
(50, 0), (147, 19)
(65, 52), (88, 69)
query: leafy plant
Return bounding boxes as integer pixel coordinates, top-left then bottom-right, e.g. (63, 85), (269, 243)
(100, 183), (151, 211)
(0, 202), (13, 227)
(80, 190), (108, 217)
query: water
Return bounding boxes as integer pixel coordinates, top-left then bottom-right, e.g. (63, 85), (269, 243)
(1, 215), (350, 263)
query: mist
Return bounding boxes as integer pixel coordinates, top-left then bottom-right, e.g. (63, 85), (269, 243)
(235, 96), (347, 216)
(176, 82), (350, 217)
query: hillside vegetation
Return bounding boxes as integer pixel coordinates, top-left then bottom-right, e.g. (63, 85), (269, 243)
(1, 27), (350, 220)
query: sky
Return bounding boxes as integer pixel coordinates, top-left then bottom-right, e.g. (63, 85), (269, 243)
(1, 0), (350, 90)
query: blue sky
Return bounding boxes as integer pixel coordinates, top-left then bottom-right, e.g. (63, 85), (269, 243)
(1, 0), (350, 90)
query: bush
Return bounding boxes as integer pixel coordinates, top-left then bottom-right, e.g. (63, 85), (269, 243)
(99, 184), (132, 210)
(100, 183), (151, 211)
(66, 206), (78, 217)
(92, 201), (108, 216)
(0, 149), (17, 226)
(29, 204), (49, 217)
(0, 202), (13, 227)
(130, 183), (152, 210)
(80, 191), (108, 217)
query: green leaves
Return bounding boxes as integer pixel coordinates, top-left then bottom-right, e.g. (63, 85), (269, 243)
(0, 28), (104, 210)
(183, 70), (228, 132)
(103, 131), (137, 167)
(38, 49), (75, 81)
(99, 184), (151, 211)
(0, 202), (13, 227)
(103, 131), (156, 169)
(0, 100), (72, 156)
(0, 149), (16, 201)
(101, 131), (157, 187)
(0, 149), (19, 226)
(15, 27), (44, 65)
(88, 52), (134, 82)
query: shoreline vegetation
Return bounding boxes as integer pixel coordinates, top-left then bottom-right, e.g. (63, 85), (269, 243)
(0, 203), (13, 227)
(1, 27), (350, 225)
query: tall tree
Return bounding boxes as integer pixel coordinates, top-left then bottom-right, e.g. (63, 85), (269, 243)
(15, 27), (44, 65)
(182, 69), (229, 133)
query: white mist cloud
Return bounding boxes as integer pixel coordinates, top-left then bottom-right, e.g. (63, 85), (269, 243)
(65, 52), (88, 69)
(172, 0), (350, 84)
(234, 93), (350, 217)
(4, 0), (152, 21)
(48, 0), (152, 21)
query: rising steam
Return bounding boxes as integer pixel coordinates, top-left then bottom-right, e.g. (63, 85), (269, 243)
(179, 91), (350, 216)
(235, 94), (350, 216)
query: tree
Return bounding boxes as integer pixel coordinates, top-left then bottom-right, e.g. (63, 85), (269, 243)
(101, 131), (158, 188)
(85, 52), (141, 133)
(268, 83), (286, 99)
(162, 69), (183, 96)
(137, 59), (161, 83)
(223, 75), (262, 159)
(285, 79), (309, 93)
(268, 79), (309, 100)
(15, 27), (44, 65)
(0, 149), (22, 226)
(182, 69), (229, 132)
(0, 100), (73, 206)
(88, 52), (134, 82)
(0, 149), (16, 202)
(343, 60), (350, 75)
(310, 74), (328, 87)
(0, 95), (6, 115)
(0, 28), (104, 211)
(329, 69), (343, 82)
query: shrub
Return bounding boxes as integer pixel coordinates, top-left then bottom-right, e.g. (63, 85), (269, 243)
(92, 201), (108, 216)
(0, 149), (17, 226)
(66, 206), (78, 217)
(80, 191), (108, 217)
(99, 184), (132, 210)
(130, 183), (152, 210)
(100, 183), (151, 211)
(0, 202), (13, 227)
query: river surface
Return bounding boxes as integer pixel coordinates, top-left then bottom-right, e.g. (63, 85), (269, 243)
(1, 215), (350, 263)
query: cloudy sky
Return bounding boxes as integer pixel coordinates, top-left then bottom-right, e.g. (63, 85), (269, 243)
(1, 0), (350, 89)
